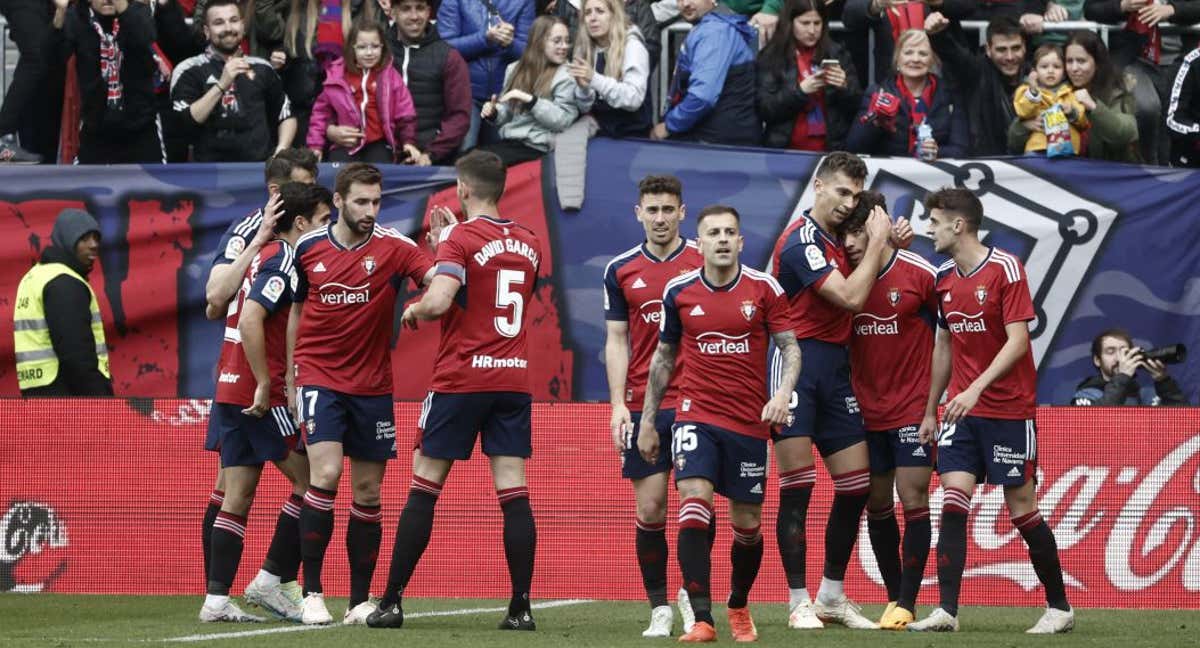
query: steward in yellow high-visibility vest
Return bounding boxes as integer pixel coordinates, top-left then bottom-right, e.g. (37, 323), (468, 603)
(13, 209), (113, 397)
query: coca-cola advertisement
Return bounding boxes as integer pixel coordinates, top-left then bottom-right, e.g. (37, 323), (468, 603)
(1, 399), (1197, 608)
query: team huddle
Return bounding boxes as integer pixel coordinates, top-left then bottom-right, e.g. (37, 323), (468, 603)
(198, 149), (1074, 639)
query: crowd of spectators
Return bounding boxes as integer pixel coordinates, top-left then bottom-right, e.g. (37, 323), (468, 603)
(1, 0), (1198, 166)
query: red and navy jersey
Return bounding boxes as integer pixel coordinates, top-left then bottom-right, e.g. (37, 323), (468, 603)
(430, 216), (542, 394)
(214, 240), (296, 407)
(771, 210), (853, 345)
(211, 209), (264, 267)
(293, 224), (433, 396)
(936, 247), (1037, 420)
(603, 240), (703, 411)
(661, 265), (792, 440)
(849, 249), (938, 430)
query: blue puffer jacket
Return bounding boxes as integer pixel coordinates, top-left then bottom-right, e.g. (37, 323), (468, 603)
(437, 0), (536, 101)
(664, 6), (760, 146)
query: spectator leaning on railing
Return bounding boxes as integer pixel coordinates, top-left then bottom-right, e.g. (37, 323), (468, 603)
(307, 19), (417, 163)
(47, 0), (165, 164)
(171, 0), (297, 161)
(651, 0), (761, 146)
(927, 13), (1029, 156)
(1008, 30), (1140, 161)
(570, 0), (654, 137)
(439, 0), (536, 150)
(1167, 42), (1200, 165)
(557, 0), (662, 68)
(757, 0), (862, 151)
(479, 15), (580, 165)
(386, 0), (472, 165)
(847, 28), (968, 159)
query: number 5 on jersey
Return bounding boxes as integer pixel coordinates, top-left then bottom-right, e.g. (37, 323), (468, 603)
(495, 269), (526, 338)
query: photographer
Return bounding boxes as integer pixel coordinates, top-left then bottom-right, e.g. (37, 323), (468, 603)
(1070, 328), (1189, 406)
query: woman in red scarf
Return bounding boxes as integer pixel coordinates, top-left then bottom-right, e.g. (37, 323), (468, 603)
(846, 28), (968, 160)
(758, 0), (862, 151)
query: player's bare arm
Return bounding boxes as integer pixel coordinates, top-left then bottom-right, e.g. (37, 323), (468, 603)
(944, 320), (1030, 425)
(815, 206), (892, 312)
(401, 274), (462, 328)
(286, 301), (302, 421)
(237, 300), (272, 418)
(205, 196), (284, 319)
(605, 320), (633, 452)
(638, 341), (678, 464)
(764, 330), (801, 424)
(919, 327), (952, 444)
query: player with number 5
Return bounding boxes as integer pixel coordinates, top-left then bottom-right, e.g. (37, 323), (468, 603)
(371, 151), (543, 632)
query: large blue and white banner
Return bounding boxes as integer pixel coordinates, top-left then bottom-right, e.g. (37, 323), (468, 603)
(1, 139), (1196, 404)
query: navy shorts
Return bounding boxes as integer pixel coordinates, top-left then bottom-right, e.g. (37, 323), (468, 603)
(298, 385), (396, 461)
(866, 424), (933, 474)
(771, 339), (866, 456)
(418, 391), (532, 460)
(671, 421), (768, 504)
(622, 409), (675, 480)
(935, 416), (1037, 486)
(204, 407), (222, 452)
(210, 403), (298, 467)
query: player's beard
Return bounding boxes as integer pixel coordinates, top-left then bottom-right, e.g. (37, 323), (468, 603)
(345, 212), (376, 234)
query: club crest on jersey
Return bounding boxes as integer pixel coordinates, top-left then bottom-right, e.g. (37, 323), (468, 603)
(975, 285), (988, 304)
(887, 287), (901, 306)
(740, 300), (756, 321)
(363, 256), (377, 275)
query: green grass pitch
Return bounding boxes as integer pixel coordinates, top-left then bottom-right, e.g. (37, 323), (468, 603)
(2, 596), (1197, 647)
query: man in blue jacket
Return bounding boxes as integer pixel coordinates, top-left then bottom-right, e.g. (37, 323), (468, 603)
(438, 0), (535, 150)
(651, 0), (760, 146)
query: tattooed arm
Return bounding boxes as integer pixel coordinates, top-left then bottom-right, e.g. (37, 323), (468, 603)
(637, 341), (678, 463)
(763, 330), (800, 425)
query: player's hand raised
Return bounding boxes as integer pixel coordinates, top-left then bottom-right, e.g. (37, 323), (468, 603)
(890, 216), (914, 249)
(611, 404), (632, 453)
(942, 385), (980, 425)
(252, 194), (284, 248)
(243, 381), (271, 418)
(917, 413), (938, 445)
(865, 205), (891, 243)
(426, 205), (457, 249)
(761, 392), (791, 426)
(637, 417), (659, 464)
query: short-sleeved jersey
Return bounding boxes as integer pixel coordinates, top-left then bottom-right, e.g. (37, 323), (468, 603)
(849, 249), (938, 430)
(603, 240), (703, 411)
(429, 216), (542, 394)
(771, 210), (853, 345)
(661, 265), (792, 440)
(935, 247), (1037, 420)
(214, 240), (297, 407)
(294, 224), (433, 396)
(211, 209), (264, 268)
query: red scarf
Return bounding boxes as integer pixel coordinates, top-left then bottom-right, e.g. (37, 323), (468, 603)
(91, 10), (123, 109)
(885, 2), (926, 41)
(788, 48), (827, 151)
(1127, 10), (1162, 65)
(894, 74), (936, 155)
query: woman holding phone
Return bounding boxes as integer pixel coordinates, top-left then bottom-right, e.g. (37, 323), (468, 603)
(757, 0), (862, 151)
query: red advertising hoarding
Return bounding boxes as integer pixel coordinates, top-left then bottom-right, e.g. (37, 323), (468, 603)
(2, 400), (1197, 608)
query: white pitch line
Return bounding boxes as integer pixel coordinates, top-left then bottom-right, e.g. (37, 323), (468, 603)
(161, 599), (593, 643)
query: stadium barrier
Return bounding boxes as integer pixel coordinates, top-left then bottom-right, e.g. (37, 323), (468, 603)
(2, 400), (1198, 609)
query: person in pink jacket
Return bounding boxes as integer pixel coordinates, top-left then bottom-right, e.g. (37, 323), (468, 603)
(307, 19), (418, 163)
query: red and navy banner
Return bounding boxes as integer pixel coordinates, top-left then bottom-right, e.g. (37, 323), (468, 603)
(0, 142), (1197, 403)
(1, 400), (1198, 608)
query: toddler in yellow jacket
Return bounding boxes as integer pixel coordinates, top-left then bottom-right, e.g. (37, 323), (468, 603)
(1014, 45), (1090, 155)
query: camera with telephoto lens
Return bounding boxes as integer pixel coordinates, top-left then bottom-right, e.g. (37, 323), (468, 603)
(1142, 344), (1187, 365)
